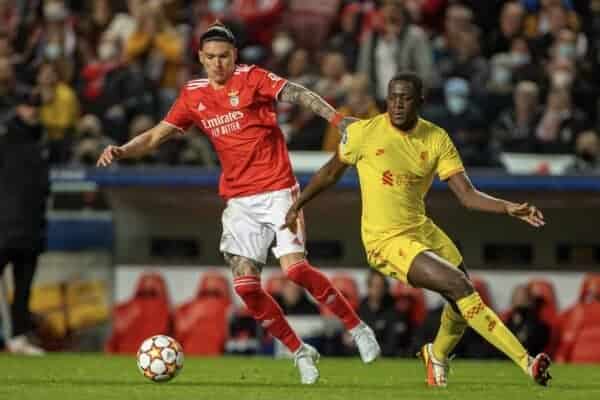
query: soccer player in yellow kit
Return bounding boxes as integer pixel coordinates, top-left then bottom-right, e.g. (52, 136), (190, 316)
(282, 72), (552, 387)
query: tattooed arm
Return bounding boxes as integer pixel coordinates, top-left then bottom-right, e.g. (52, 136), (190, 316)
(278, 81), (355, 128)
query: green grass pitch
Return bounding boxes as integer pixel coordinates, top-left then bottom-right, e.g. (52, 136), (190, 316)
(1, 353), (598, 400)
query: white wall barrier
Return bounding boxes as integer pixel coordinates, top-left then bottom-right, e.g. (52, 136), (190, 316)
(115, 265), (587, 312)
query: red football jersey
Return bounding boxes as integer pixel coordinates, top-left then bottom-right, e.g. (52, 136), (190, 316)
(163, 64), (296, 199)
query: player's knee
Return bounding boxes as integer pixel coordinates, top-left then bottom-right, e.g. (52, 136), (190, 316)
(224, 252), (262, 278)
(446, 274), (474, 301)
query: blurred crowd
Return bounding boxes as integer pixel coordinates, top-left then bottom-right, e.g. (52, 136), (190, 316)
(1, 0), (600, 171)
(105, 269), (600, 363)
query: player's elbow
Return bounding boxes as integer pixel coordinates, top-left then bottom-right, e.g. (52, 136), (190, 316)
(457, 190), (477, 210)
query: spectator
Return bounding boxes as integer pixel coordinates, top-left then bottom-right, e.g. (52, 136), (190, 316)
(485, 1), (526, 57)
(504, 284), (550, 356)
(328, 3), (362, 72)
(70, 114), (114, 166)
(358, 0), (434, 104)
(423, 77), (491, 166)
(268, 30), (296, 75)
(103, 0), (144, 44)
(535, 84), (588, 153)
(279, 49), (324, 150)
(0, 57), (31, 122)
(120, 114), (157, 164)
(491, 81), (541, 155)
(544, 56), (597, 122)
(37, 61), (80, 164)
(0, 91), (48, 355)
(100, 45), (159, 144)
(435, 24), (489, 95)
(359, 270), (413, 357)
(34, 0), (78, 82)
(509, 36), (542, 84)
(314, 50), (352, 106)
(569, 130), (600, 173)
(76, 0), (118, 60)
(432, 3), (474, 61)
(524, 0), (580, 39)
(530, 4), (583, 60)
(124, 3), (184, 114)
(322, 74), (380, 152)
(274, 280), (320, 316)
(79, 35), (123, 115)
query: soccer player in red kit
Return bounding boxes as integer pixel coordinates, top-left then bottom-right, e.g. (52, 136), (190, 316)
(97, 22), (380, 384)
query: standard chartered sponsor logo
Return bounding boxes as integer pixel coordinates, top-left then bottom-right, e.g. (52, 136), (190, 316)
(201, 111), (245, 137)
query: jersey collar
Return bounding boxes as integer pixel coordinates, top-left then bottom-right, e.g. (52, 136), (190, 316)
(385, 114), (421, 135)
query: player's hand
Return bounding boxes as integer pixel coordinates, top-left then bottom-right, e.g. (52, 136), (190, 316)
(506, 202), (545, 228)
(281, 206), (300, 234)
(96, 145), (124, 167)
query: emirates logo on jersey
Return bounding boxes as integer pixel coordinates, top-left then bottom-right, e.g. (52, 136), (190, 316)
(201, 111), (244, 130)
(201, 111), (245, 137)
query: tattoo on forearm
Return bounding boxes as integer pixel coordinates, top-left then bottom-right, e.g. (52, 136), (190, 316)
(223, 253), (263, 277)
(279, 82), (336, 122)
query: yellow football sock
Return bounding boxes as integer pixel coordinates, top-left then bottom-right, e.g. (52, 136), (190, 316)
(456, 292), (529, 372)
(431, 303), (467, 361)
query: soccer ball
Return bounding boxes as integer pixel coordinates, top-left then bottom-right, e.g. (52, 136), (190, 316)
(136, 335), (184, 382)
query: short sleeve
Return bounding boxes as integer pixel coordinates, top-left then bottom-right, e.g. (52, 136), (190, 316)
(250, 67), (288, 100)
(162, 89), (193, 132)
(436, 130), (465, 180)
(338, 120), (367, 165)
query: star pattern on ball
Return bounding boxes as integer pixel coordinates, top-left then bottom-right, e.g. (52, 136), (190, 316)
(149, 347), (161, 359)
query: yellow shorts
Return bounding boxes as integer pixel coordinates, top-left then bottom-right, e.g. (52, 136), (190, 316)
(365, 221), (463, 283)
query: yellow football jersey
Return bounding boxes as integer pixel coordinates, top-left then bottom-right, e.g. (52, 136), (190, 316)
(339, 114), (464, 250)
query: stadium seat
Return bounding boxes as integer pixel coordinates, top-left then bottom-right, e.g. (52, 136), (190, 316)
(173, 273), (231, 355)
(555, 302), (600, 363)
(549, 274), (600, 359)
(527, 279), (558, 326)
(105, 272), (172, 354)
(391, 281), (426, 326)
(198, 270), (232, 306)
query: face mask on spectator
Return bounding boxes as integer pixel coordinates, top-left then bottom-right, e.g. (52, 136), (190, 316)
(510, 52), (530, 67)
(44, 2), (68, 21)
(446, 95), (468, 115)
(98, 42), (117, 61)
(45, 43), (62, 60)
(558, 44), (576, 59)
(552, 71), (574, 87)
(492, 66), (511, 85)
(208, 0), (228, 14)
(272, 36), (294, 58)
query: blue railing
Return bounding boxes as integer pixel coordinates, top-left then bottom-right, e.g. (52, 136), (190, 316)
(51, 167), (600, 191)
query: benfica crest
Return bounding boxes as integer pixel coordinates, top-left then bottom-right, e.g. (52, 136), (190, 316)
(228, 91), (240, 107)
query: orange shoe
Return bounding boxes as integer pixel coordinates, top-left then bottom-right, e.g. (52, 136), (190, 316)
(417, 343), (448, 387)
(528, 353), (552, 386)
